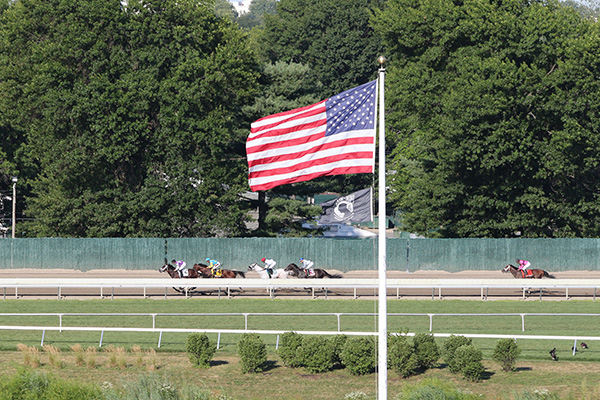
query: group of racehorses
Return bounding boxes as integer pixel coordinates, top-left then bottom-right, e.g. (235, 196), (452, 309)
(159, 259), (342, 280)
(160, 260), (555, 281)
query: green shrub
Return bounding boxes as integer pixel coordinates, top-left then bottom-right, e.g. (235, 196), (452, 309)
(442, 335), (472, 373)
(454, 344), (485, 382)
(395, 378), (482, 400)
(341, 337), (376, 376)
(185, 333), (216, 368)
(0, 368), (103, 400)
(493, 338), (522, 372)
(297, 335), (335, 373)
(388, 335), (418, 378)
(238, 333), (267, 373)
(412, 333), (439, 370)
(331, 334), (348, 366)
(278, 331), (304, 368)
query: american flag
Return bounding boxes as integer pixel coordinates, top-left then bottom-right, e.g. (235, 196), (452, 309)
(246, 80), (377, 192)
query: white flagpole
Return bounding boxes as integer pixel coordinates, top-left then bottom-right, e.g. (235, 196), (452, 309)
(377, 56), (387, 399)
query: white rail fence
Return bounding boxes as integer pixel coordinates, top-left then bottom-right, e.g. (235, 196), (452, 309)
(1, 311), (600, 356)
(2, 278), (600, 300)
(2, 312), (599, 333)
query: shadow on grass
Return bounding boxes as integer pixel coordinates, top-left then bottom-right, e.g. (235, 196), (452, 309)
(437, 363), (496, 381)
(261, 360), (279, 372)
(481, 370), (495, 380)
(515, 366), (532, 372)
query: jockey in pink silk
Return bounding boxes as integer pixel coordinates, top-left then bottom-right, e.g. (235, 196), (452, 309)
(517, 259), (531, 276)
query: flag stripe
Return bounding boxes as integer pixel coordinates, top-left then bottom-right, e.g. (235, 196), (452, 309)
(249, 101), (327, 136)
(249, 150), (375, 179)
(249, 165), (374, 192)
(248, 130), (373, 166)
(247, 80), (377, 191)
(247, 123), (327, 155)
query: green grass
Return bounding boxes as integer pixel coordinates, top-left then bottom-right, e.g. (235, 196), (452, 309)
(0, 298), (598, 361)
(0, 298), (600, 399)
(1, 351), (600, 399)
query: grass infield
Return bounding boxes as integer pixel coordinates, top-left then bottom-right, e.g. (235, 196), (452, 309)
(0, 299), (599, 399)
(0, 298), (598, 360)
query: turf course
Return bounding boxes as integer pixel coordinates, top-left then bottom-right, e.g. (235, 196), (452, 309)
(0, 298), (598, 363)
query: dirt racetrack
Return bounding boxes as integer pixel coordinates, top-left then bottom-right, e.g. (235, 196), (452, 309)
(1, 268), (600, 300)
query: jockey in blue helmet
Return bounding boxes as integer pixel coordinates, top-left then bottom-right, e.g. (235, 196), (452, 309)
(205, 257), (222, 277)
(299, 257), (315, 277)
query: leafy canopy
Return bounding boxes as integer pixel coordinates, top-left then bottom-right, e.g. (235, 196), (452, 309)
(374, 0), (600, 238)
(0, 0), (260, 237)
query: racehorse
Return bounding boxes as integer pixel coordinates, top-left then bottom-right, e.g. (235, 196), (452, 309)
(502, 264), (555, 279)
(248, 262), (288, 279)
(193, 263), (246, 278)
(159, 262), (199, 294)
(160, 262), (201, 279)
(284, 263), (343, 279)
(192, 263), (213, 278)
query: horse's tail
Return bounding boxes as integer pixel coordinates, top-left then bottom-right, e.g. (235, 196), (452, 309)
(235, 271), (246, 279)
(322, 270), (343, 279)
(544, 270), (555, 279)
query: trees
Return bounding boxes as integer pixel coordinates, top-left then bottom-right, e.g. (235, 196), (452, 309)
(260, 0), (384, 99)
(0, 0), (260, 237)
(374, 0), (600, 237)
(561, 0), (600, 19)
(237, 0), (278, 30)
(214, 0), (238, 20)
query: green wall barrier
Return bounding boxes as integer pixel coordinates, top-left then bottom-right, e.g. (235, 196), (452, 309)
(0, 237), (599, 272)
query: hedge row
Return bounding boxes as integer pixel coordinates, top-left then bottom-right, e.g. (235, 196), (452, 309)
(187, 332), (521, 381)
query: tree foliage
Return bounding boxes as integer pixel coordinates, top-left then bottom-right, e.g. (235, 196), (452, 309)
(237, 0), (278, 30)
(257, 197), (323, 237)
(214, 0), (238, 21)
(0, 0), (260, 237)
(5, 0), (600, 239)
(260, 0), (384, 99)
(374, 0), (600, 237)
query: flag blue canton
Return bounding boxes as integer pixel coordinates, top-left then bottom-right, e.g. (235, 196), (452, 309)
(325, 80), (377, 137)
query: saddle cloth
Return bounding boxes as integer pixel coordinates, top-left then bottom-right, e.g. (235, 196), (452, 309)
(521, 269), (533, 278)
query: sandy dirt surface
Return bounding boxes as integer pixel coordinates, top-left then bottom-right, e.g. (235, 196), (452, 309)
(1, 268), (599, 300)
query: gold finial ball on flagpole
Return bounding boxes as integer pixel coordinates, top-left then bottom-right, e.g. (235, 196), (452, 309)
(378, 56), (387, 65)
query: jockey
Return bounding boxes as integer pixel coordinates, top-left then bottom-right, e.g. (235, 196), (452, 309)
(171, 259), (187, 278)
(517, 259), (531, 272)
(261, 257), (276, 277)
(299, 258), (315, 277)
(205, 257), (222, 277)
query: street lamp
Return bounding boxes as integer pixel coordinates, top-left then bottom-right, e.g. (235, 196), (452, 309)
(11, 177), (17, 239)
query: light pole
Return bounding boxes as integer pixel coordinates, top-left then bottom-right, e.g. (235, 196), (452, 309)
(11, 176), (17, 239)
